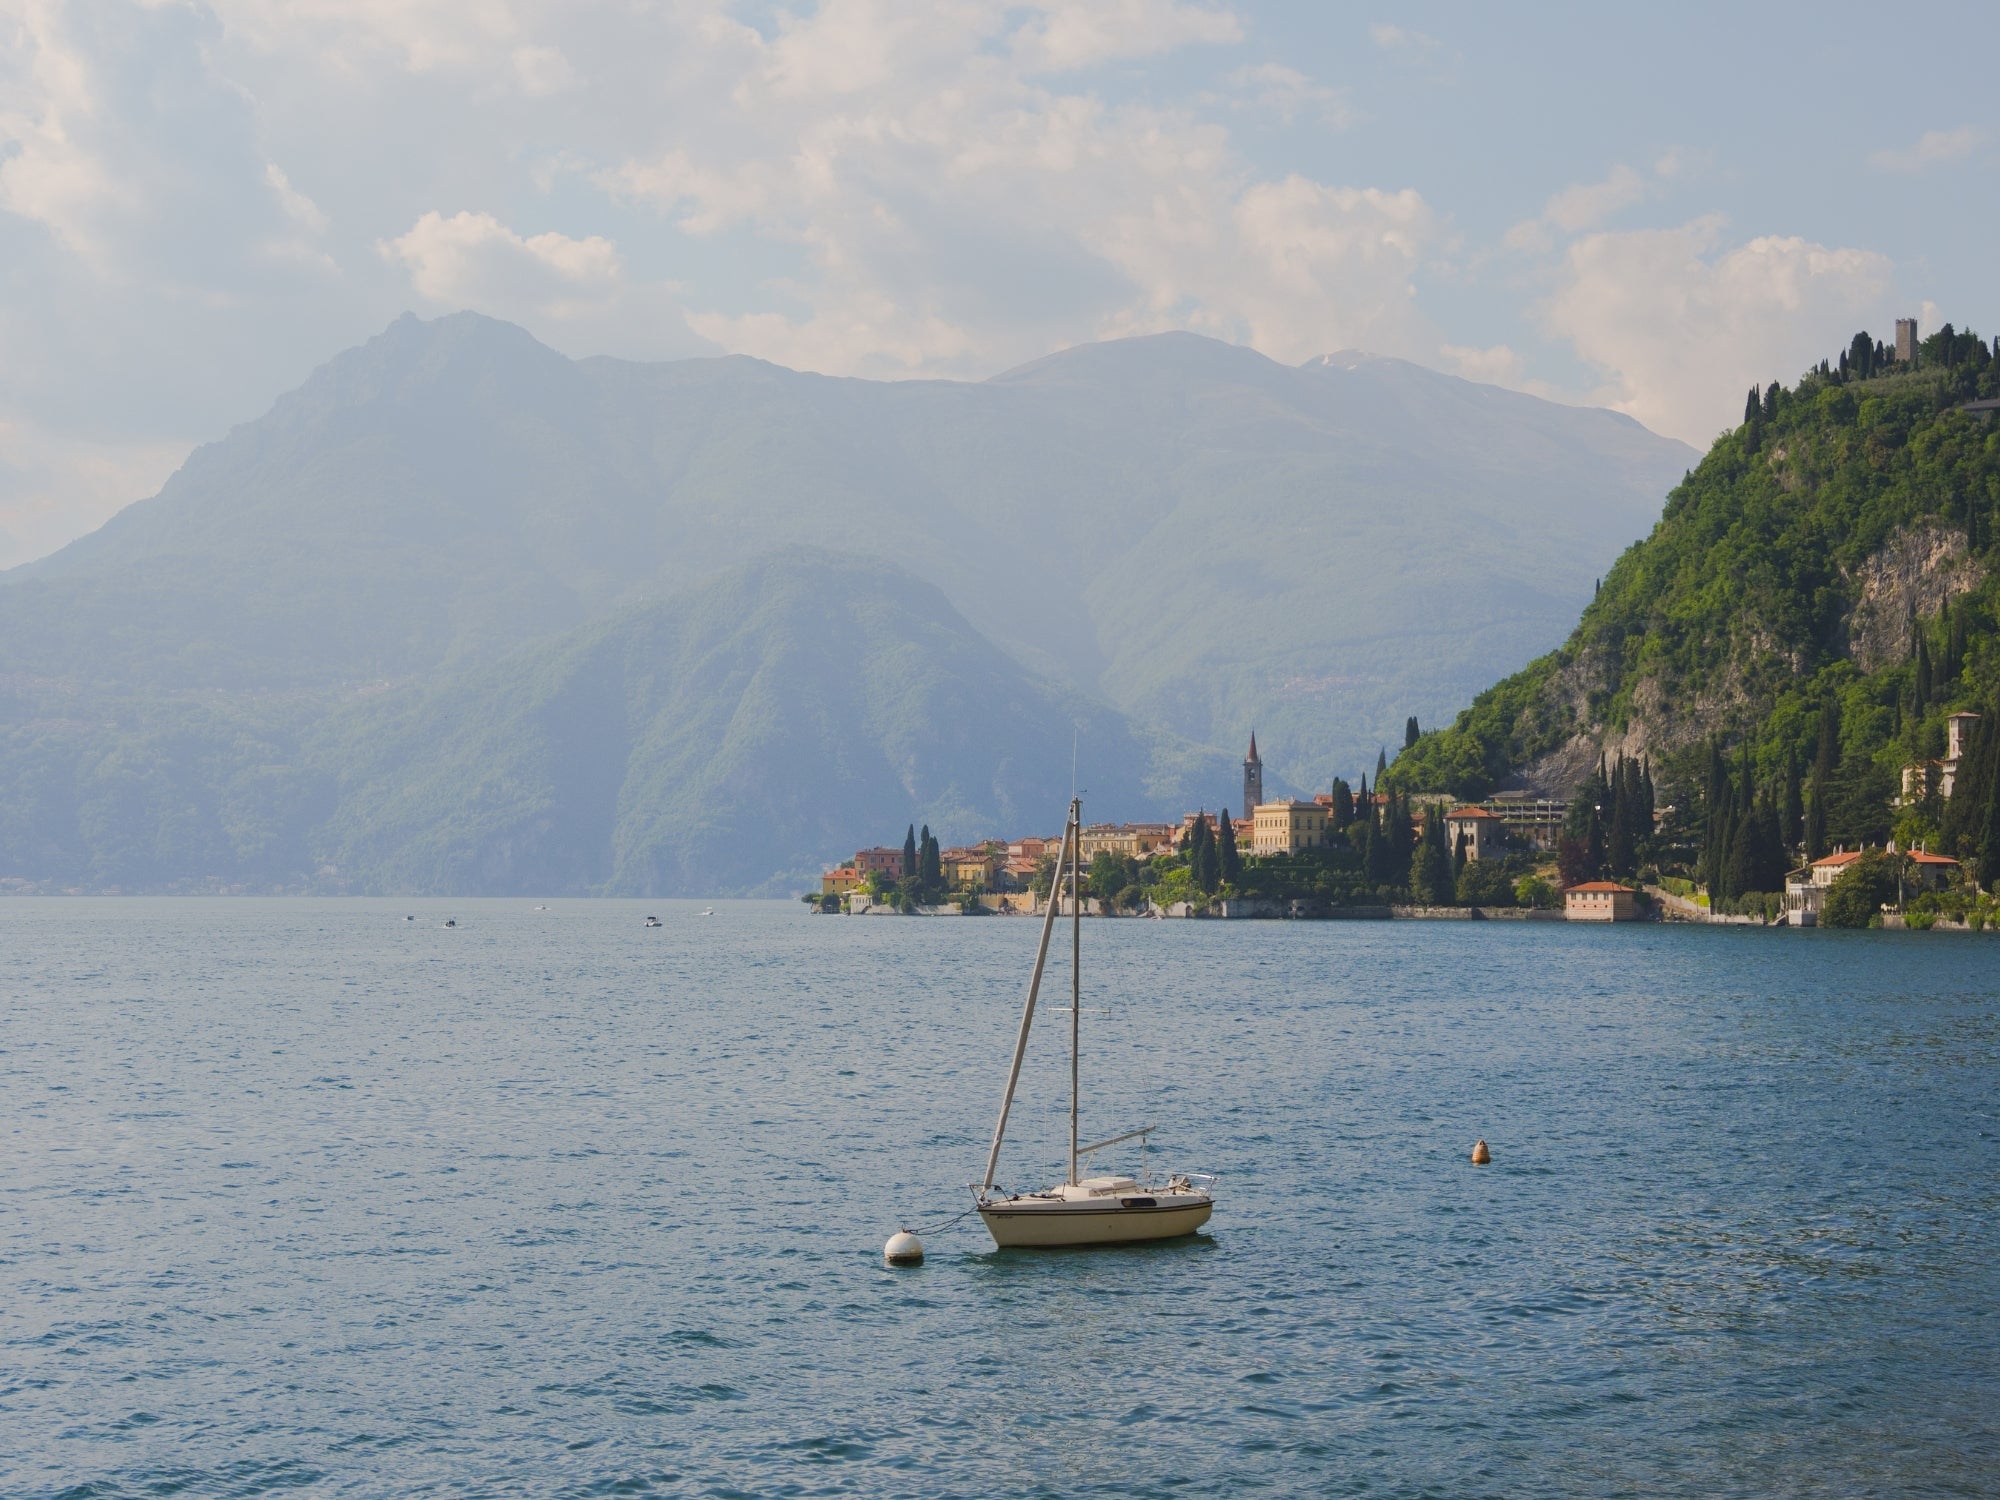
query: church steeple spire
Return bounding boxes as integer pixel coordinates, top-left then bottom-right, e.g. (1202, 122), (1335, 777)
(1242, 730), (1263, 821)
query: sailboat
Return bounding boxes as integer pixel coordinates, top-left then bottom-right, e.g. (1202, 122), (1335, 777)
(974, 797), (1215, 1248)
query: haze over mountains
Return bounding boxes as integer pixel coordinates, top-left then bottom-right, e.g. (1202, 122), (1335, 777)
(0, 313), (1695, 894)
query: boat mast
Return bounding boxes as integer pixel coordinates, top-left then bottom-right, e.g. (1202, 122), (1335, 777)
(979, 813), (1072, 1191)
(1069, 795), (1081, 1187)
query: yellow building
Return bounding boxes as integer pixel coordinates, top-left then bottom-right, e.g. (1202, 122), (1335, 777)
(821, 866), (863, 896)
(942, 846), (1003, 890)
(1079, 823), (1177, 861)
(1251, 799), (1327, 855)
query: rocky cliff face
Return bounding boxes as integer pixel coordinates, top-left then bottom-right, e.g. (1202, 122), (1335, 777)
(1504, 526), (1984, 797)
(1843, 524), (1984, 671)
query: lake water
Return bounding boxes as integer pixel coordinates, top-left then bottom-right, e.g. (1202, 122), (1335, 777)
(3, 899), (1996, 1497)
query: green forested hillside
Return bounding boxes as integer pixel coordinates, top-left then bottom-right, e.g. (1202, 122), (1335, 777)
(1387, 324), (2000, 891)
(312, 550), (1206, 895)
(0, 550), (1220, 894)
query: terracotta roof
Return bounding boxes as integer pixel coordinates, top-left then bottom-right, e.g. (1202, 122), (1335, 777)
(1907, 850), (1959, 865)
(1812, 851), (1865, 868)
(1445, 806), (1500, 819)
(1564, 881), (1635, 893)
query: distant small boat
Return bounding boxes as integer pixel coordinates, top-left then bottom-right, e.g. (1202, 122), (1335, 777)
(699, 907), (716, 917)
(442, 919), (457, 928)
(404, 915), (414, 922)
(644, 915), (663, 928)
(534, 904), (548, 911)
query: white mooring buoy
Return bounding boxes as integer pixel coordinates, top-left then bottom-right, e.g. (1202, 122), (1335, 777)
(883, 1230), (924, 1266)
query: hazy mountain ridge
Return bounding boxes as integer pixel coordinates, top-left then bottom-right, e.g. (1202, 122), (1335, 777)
(1, 313), (1694, 784)
(313, 550), (1214, 896)
(0, 551), (1226, 894)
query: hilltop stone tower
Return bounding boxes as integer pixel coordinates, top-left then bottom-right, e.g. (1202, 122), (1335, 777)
(1243, 732), (1263, 821)
(1896, 318), (1919, 364)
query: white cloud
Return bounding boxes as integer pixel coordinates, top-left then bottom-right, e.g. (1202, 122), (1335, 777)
(1222, 63), (1351, 127)
(1543, 165), (1648, 234)
(381, 209), (620, 307)
(1014, 0), (1242, 72)
(1540, 216), (1894, 443)
(1868, 125), (1983, 174)
(600, 13), (1432, 378)
(1369, 23), (1439, 55)
(1504, 163), (1656, 252)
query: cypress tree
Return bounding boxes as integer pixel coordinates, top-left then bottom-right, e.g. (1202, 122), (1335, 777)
(1702, 738), (1728, 893)
(1606, 755), (1636, 877)
(1722, 799), (1754, 900)
(1762, 381), (1780, 420)
(1782, 756), (1803, 858)
(919, 827), (941, 891)
(1217, 811), (1241, 886)
(1387, 794), (1414, 888)
(1376, 746), (1388, 779)
(1186, 813), (1218, 894)
(1916, 634), (1933, 707)
(1404, 716), (1420, 749)
(1755, 800), (1786, 893)
(1452, 828), (1468, 881)
(1429, 808), (1454, 901)
(902, 825), (917, 880)
(1744, 387), (1760, 426)
(1330, 778), (1354, 832)
(1981, 761), (2000, 891)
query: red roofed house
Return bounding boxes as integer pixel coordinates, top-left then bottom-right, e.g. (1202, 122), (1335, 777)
(821, 866), (863, 897)
(853, 847), (907, 879)
(1906, 849), (1960, 892)
(1808, 850), (1864, 886)
(1782, 848), (1867, 926)
(1443, 806), (1505, 862)
(1564, 881), (1639, 922)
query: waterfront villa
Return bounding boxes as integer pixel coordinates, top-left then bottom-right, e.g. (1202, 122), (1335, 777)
(1443, 805), (1505, 861)
(1782, 849), (1865, 926)
(1564, 881), (1638, 921)
(1251, 799), (1329, 855)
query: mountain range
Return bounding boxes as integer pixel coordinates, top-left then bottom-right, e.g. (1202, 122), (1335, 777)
(0, 314), (1695, 893)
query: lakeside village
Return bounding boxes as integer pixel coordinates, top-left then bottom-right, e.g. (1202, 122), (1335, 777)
(807, 725), (1998, 930)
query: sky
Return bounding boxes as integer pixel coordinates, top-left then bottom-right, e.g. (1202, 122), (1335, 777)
(1, 0), (1995, 568)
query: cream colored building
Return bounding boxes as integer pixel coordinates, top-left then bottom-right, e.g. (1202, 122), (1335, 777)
(1443, 806), (1505, 861)
(1564, 881), (1638, 921)
(1251, 799), (1327, 855)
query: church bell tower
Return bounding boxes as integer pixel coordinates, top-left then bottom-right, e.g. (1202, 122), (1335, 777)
(1243, 732), (1263, 821)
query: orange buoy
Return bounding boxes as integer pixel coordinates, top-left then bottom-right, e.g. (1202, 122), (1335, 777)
(1471, 1139), (1491, 1165)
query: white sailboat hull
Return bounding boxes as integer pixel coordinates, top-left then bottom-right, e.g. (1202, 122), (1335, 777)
(979, 1193), (1213, 1248)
